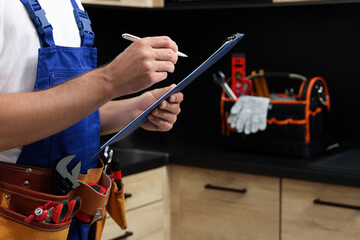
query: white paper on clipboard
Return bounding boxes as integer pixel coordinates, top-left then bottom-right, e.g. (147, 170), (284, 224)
(94, 33), (244, 157)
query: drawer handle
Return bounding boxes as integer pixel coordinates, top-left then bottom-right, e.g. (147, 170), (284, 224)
(111, 231), (134, 240)
(313, 199), (360, 211)
(204, 184), (247, 194)
(124, 193), (132, 199)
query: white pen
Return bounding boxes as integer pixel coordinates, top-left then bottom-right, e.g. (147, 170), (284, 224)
(122, 33), (188, 58)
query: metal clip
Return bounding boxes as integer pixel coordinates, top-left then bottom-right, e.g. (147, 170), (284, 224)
(103, 147), (113, 173)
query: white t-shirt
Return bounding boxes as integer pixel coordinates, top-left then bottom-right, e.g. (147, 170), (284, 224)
(0, 0), (86, 163)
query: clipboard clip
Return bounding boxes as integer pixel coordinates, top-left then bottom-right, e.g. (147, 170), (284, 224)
(224, 33), (244, 43)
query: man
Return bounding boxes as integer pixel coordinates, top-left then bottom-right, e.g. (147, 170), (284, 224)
(0, 0), (183, 239)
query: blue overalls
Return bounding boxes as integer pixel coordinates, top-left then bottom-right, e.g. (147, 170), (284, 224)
(18, 0), (100, 239)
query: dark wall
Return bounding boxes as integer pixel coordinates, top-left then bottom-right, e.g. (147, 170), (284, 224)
(85, 2), (360, 149)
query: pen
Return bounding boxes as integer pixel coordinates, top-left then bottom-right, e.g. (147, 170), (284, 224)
(122, 33), (188, 58)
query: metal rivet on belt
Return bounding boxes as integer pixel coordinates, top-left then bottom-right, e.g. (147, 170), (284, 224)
(24, 180), (29, 186)
(26, 168), (32, 173)
(5, 194), (10, 199)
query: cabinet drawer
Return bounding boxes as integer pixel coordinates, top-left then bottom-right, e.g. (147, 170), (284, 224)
(171, 165), (280, 240)
(102, 201), (165, 240)
(123, 167), (164, 211)
(282, 178), (360, 240)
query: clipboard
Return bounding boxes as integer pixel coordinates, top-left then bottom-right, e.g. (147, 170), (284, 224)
(94, 33), (244, 157)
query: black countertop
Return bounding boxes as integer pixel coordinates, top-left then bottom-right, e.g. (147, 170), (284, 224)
(110, 147), (169, 177)
(110, 140), (360, 188)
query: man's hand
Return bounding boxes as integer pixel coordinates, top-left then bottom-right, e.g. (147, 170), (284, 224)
(102, 36), (179, 99)
(99, 84), (183, 135)
(139, 84), (183, 131)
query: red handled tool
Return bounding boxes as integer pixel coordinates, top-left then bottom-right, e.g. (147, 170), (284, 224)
(63, 196), (82, 222)
(111, 157), (123, 191)
(24, 201), (54, 224)
(88, 183), (107, 195)
(52, 196), (82, 223)
(52, 199), (69, 224)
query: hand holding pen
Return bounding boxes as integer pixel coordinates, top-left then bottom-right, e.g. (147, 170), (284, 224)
(122, 33), (188, 58)
(104, 34), (181, 97)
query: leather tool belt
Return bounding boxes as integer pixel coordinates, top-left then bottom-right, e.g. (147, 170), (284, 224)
(0, 157), (126, 240)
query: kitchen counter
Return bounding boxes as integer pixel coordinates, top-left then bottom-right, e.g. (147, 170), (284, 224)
(111, 140), (360, 188)
(110, 147), (169, 177)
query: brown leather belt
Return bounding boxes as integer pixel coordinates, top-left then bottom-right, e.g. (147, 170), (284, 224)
(0, 161), (54, 193)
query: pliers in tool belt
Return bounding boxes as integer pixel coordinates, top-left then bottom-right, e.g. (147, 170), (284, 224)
(52, 196), (82, 223)
(24, 196), (81, 224)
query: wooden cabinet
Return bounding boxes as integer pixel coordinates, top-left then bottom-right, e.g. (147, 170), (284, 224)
(169, 165), (280, 240)
(100, 165), (360, 240)
(282, 179), (360, 240)
(102, 167), (169, 240)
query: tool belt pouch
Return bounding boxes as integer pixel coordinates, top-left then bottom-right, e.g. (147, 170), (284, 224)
(75, 166), (112, 225)
(106, 175), (127, 230)
(220, 73), (332, 158)
(87, 176), (127, 240)
(0, 162), (72, 240)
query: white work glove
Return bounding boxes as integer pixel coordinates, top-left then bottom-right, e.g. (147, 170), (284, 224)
(227, 96), (270, 135)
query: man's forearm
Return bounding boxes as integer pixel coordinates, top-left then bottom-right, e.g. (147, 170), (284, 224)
(0, 68), (111, 151)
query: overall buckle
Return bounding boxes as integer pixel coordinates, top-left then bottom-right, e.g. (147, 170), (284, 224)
(73, 9), (94, 38)
(24, 0), (53, 36)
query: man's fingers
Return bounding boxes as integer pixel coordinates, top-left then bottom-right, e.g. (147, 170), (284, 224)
(167, 92), (183, 103)
(147, 84), (176, 101)
(148, 114), (174, 131)
(145, 36), (179, 53)
(154, 48), (178, 64)
(159, 101), (181, 115)
(155, 60), (175, 73)
(151, 108), (177, 124)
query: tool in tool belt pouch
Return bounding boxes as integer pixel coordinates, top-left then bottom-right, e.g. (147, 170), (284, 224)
(101, 146), (128, 230)
(24, 201), (54, 224)
(54, 155), (81, 195)
(24, 196), (82, 224)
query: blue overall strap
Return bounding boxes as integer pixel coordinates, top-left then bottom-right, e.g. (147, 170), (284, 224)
(70, 0), (95, 47)
(20, 0), (55, 47)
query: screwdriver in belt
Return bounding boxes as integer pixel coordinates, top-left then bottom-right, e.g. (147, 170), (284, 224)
(111, 157), (123, 190)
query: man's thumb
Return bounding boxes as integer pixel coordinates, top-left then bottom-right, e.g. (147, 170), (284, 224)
(150, 84), (176, 100)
